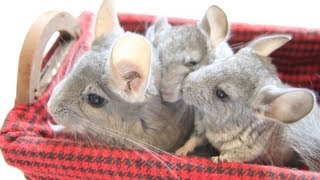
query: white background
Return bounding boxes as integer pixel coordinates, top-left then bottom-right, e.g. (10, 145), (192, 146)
(0, 0), (319, 179)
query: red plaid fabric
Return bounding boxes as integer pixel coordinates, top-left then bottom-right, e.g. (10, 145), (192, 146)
(1, 12), (320, 179)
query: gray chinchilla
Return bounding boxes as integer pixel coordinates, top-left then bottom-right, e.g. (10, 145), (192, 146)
(177, 34), (320, 172)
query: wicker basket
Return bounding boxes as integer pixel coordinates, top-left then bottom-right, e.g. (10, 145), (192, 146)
(1, 2), (320, 179)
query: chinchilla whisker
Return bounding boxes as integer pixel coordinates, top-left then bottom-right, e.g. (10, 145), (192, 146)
(88, 126), (179, 178)
(91, 123), (202, 167)
(83, 133), (96, 149)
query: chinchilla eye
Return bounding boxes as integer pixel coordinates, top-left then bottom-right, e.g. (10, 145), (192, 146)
(186, 61), (198, 66)
(87, 93), (106, 107)
(216, 88), (228, 99)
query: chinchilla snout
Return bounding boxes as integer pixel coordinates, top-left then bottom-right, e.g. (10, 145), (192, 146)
(160, 87), (182, 102)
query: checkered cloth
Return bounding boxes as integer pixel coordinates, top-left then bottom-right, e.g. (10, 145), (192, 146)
(1, 12), (320, 179)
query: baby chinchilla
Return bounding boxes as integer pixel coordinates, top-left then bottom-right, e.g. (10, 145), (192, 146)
(146, 5), (233, 103)
(177, 34), (320, 172)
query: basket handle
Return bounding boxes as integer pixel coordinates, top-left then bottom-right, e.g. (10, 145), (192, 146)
(16, 11), (78, 104)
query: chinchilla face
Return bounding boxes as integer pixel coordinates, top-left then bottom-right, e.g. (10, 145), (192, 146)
(149, 5), (233, 103)
(182, 34), (315, 125)
(156, 25), (210, 102)
(181, 53), (272, 124)
(48, 31), (160, 138)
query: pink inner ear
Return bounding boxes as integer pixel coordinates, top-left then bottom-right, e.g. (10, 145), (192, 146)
(115, 60), (144, 94)
(258, 88), (315, 124)
(122, 69), (142, 92)
(109, 33), (151, 100)
(127, 78), (143, 93)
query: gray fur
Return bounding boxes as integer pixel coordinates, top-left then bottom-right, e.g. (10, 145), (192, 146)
(286, 107), (320, 171)
(146, 5), (233, 103)
(179, 34), (320, 171)
(47, 30), (194, 152)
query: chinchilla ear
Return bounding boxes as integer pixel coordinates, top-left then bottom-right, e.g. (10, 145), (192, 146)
(199, 5), (229, 47)
(95, 0), (123, 38)
(153, 17), (171, 34)
(244, 34), (292, 57)
(107, 33), (152, 103)
(254, 85), (315, 123)
(146, 17), (171, 45)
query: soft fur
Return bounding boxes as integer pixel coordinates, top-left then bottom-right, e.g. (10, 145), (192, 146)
(146, 5), (233, 103)
(177, 34), (320, 172)
(47, 2), (194, 152)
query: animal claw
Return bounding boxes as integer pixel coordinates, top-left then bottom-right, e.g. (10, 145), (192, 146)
(211, 156), (228, 163)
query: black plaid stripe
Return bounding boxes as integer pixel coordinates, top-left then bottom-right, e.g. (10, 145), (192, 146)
(2, 137), (320, 179)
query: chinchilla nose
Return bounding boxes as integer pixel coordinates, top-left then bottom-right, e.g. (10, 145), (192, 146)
(161, 88), (174, 100)
(160, 88), (181, 102)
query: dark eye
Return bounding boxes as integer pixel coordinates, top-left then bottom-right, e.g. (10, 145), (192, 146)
(186, 61), (198, 66)
(87, 93), (106, 107)
(216, 88), (228, 99)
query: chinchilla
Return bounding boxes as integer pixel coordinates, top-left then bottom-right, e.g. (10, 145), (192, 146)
(47, 0), (194, 152)
(146, 5), (233, 103)
(177, 34), (320, 171)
